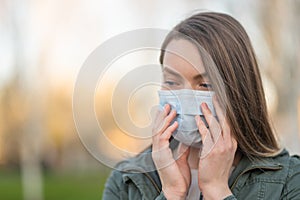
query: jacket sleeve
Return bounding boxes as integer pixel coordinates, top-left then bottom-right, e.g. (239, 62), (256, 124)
(223, 195), (237, 200)
(154, 192), (167, 200)
(281, 155), (300, 199)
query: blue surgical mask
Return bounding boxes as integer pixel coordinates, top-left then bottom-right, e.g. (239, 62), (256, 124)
(158, 89), (216, 148)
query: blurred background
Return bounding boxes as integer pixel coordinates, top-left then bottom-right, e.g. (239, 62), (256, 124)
(0, 0), (300, 199)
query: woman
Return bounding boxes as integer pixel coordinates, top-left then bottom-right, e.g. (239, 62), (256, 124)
(103, 12), (300, 200)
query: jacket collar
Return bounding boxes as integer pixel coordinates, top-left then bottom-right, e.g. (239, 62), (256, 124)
(117, 144), (287, 197)
(116, 147), (162, 198)
(115, 139), (179, 195)
(228, 149), (287, 190)
(121, 172), (161, 199)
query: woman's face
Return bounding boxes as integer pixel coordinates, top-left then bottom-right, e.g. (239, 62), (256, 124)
(162, 39), (212, 91)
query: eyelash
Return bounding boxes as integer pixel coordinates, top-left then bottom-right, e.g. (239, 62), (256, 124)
(199, 83), (212, 88)
(164, 81), (178, 86)
(163, 79), (212, 89)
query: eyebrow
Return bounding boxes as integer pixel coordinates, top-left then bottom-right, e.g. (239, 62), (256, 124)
(163, 67), (182, 78)
(193, 73), (208, 80)
(163, 66), (208, 80)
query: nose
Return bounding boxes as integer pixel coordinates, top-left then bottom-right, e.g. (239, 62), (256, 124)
(182, 80), (195, 90)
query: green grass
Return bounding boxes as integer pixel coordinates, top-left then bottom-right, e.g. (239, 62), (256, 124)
(0, 170), (22, 200)
(0, 169), (111, 200)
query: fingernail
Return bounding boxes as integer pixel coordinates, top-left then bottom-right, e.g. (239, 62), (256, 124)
(201, 102), (208, 110)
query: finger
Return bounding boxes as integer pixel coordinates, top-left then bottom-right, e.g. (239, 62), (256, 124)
(196, 115), (215, 157)
(212, 95), (230, 135)
(153, 120), (178, 149)
(157, 109), (177, 135)
(201, 102), (222, 141)
(159, 121), (178, 142)
(153, 121), (178, 155)
(152, 109), (177, 151)
(195, 115), (208, 141)
(152, 106), (176, 137)
(212, 96), (235, 147)
(154, 104), (171, 126)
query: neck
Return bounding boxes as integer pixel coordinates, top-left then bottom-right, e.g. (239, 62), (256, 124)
(188, 147), (200, 169)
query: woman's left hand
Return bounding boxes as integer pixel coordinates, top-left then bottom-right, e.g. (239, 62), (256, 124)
(195, 96), (237, 199)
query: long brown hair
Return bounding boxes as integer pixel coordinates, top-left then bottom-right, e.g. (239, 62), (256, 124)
(159, 12), (281, 159)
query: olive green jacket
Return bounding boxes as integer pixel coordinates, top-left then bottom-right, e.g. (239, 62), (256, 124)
(103, 148), (300, 200)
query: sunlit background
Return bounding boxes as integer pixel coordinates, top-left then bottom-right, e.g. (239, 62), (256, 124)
(0, 0), (300, 199)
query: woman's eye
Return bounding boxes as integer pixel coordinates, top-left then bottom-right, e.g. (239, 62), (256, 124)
(199, 83), (212, 88)
(164, 81), (178, 86)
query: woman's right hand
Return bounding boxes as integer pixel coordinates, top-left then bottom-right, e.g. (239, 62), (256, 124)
(152, 104), (191, 200)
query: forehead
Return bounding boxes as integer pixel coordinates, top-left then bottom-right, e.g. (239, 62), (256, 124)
(163, 39), (206, 75)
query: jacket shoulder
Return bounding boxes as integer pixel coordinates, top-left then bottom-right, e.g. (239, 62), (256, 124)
(287, 154), (300, 175)
(274, 151), (300, 177)
(103, 169), (127, 200)
(286, 154), (300, 185)
(281, 153), (300, 199)
(102, 156), (162, 200)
